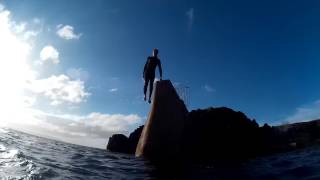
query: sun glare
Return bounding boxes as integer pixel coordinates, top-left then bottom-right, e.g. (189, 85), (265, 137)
(0, 10), (35, 124)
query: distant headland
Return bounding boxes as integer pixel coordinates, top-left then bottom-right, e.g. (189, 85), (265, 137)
(107, 80), (320, 165)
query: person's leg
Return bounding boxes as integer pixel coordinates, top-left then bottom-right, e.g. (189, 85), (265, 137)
(143, 78), (149, 101)
(148, 78), (155, 103)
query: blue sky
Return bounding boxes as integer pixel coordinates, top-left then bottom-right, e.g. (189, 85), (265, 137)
(1, 0), (320, 148)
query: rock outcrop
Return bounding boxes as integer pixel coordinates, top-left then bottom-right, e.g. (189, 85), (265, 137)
(107, 79), (320, 164)
(135, 80), (188, 161)
(106, 134), (130, 153)
(182, 107), (261, 163)
(107, 126), (144, 154)
(128, 126), (144, 153)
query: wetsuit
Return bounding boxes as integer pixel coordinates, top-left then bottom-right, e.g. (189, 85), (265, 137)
(143, 56), (162, 101)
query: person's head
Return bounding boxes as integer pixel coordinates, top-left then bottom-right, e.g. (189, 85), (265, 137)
(153, 48), (159, 57)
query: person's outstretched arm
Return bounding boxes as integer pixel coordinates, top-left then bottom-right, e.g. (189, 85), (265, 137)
(143, 58), (149, 78)
(158, 60), (162, 80)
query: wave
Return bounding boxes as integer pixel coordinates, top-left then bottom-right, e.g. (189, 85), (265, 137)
(2, 127), (320, 179)
(0, 143), (42, 179)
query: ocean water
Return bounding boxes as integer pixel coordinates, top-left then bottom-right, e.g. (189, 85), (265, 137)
(1, 128), (320, 180)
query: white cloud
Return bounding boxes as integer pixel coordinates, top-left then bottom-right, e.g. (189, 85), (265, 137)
(11, 22), (26, 33)
(0, 4), (4, 12)
(57, 24), (63, 29)
(186, 8), (194, 30)
(86, 112), (140, 132)
(56, 24), (82, 40)
(23, 30), (38, 40)
(32, 18), (41, 24)
(204, 84), (215, 92)
(111, 77), (119, 80)
(66, 68), (89, 81)
(0, 5), (38, 116)
(0, 7), (39, 41)
(40, 45), (59, 64)
(5, 109), (142, 149)
(23, 96), (36, 107)
(10, 22), (39, 40)
(109, 88), (118, 92)
(284, 100), (320, 123)
(27, 74), (90, 105)
(0, 3), (141, 149)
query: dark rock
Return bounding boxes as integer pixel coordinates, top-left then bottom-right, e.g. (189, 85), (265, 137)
(182, 107), (261, 164)
(107, 79), (320, 165)
(128, 125), (144, 153)
(106, 134), (129, 153)
(106, 126), (144, 154)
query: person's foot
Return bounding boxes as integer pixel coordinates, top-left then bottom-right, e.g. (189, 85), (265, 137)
(148, 99), (151, 104)
(144, 95), (146, 101)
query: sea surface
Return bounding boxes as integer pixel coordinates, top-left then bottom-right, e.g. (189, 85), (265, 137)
(0, 128), (320, 179)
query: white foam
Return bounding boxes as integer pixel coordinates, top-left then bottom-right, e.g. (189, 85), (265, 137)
(0, 145), (40, 179)
(0, 144), (6, 152)
(0, 128), (9, 134)
(2, 149), (19, 159)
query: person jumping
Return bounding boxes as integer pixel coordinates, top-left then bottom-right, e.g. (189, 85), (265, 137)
(143, 48), (162, 103)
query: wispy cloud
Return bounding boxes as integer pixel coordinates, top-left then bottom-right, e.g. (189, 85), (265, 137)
(32, 18), (41, 24)
(12, 22), (26, 33)
(111, 77), (119, 81)
(23, 30), (39, 40)
(109, 88), (118, 92)
(40, 45), (60, 64)
(284, 100), (320, 123)
(56, 24), (82, 40)
(186, 8), (194, 31)
(0, 4), (4, 11)
(204, 84), (215, 93)
(67, 68), (90, 82)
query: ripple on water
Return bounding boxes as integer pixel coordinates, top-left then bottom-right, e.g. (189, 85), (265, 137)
(71, 153), (85, 159)
(4, 128), (320, 179)
(0, 143), (42, 179)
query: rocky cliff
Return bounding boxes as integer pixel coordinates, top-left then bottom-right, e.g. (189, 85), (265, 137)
(106, 79), (320, 164)
(182, 107), (261, 163)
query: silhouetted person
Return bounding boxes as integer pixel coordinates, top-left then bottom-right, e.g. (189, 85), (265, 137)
(143, 48), (162, 103)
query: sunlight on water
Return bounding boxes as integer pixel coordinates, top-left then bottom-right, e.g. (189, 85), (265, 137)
(0, 128), (9, 134)
(0, 141), (41, 179)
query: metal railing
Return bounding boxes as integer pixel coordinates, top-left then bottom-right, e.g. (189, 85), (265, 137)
(174, 84), (190, 108)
